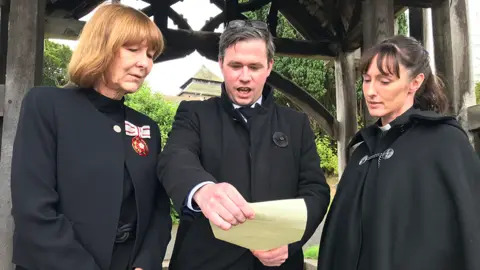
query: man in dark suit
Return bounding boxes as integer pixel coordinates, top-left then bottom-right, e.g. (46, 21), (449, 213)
(158, 19), (330, 270)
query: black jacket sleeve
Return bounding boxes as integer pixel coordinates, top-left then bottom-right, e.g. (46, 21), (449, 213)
(10, 88), (101, 269)
(157, 101), (217, 214)
(288, 114), (330, 256)
(133, 124), (172, 270)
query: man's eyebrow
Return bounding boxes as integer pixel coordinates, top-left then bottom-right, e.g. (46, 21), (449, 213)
(227, 61), (264, 67)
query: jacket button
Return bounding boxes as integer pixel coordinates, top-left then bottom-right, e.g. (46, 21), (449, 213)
(113, 125), (122, 133)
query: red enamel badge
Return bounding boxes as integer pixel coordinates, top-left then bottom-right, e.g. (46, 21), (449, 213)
(132, 136), (149, 156)
(125, 120), (151, 157)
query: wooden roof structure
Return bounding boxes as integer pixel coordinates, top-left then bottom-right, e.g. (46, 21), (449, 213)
(45, 0), (442, 55)
(178, 65), (222, 100)
(0, 0), (477, 268)
(38, 0), (464, 142)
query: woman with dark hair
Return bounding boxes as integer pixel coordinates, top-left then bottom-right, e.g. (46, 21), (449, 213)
(317, 35), (480, 270)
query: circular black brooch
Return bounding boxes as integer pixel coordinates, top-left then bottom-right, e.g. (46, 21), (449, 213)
(272, 132), (288, 147)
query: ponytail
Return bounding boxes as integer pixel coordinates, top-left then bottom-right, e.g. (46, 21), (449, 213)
(414, 73), (449, 113)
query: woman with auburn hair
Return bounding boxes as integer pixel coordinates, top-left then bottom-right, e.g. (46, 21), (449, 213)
(317, 35), (480, 270)
(10, 3), (171, 270)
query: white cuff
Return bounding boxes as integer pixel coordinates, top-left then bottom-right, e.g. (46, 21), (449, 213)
(187, 181), (215, 212)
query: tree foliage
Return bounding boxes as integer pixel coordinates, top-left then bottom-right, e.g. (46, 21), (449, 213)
(476, 82), (480, 104)
(43, 40), (73, 87)
(124, 84), (179, 148)
(396, 11), (408, 36)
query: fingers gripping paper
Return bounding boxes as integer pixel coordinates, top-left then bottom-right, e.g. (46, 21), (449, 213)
(210, 199), (307, 250)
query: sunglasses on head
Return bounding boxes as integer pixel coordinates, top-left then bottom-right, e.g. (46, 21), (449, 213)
(226, 20), (268, 30)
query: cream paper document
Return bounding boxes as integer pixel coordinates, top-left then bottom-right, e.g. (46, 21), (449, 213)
(210, 198), (307, 250)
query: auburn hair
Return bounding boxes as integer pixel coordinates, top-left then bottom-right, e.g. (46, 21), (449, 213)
(67, 3), (164, 88)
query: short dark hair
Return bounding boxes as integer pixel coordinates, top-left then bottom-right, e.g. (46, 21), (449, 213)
(218, 20), (275, 62)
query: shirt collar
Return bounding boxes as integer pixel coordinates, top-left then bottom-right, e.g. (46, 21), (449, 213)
(232, 95), (263, 109)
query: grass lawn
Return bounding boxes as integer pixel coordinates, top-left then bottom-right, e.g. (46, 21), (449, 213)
(304, 245), (319, 259)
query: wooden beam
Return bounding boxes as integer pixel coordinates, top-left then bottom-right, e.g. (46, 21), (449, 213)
(168, 7), (191, 30)
(369, 0), (395, 46)
(210, 0), (271, 14)
(267, 72), (338, 140)
(395, 0), (442, 8)
(278, 0), (334, 41)
(409, 8), (424, 44)
(159, 28), (336, 61)
(225, 0), (239, 23)
(335, 52), (357, 176)
(361, 0), (394, 127)
(152, 0), (169, 29)
(44, 16), (84, 40)
(267, 0), (279, 37)
(45, 5), (194, 41)
(1, 0), (45, 268)
(201, 12), (224, 32)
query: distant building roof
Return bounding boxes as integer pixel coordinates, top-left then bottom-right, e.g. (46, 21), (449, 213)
(178, 65), (222, 100)
(190, 65), (223, 82)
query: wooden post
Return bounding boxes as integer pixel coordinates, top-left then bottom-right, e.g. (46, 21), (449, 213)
(409, 8), (425, 44)
(423, 9), (435, 70)
(335, 52), (357, 176)
(0, 0), (9, 145)
(467, 105), (480, 157)
(361, 0), (395, 126)
(361, 0), (374, 127)
(432, 0), (475, 133)
(0, 0), (45, 268)
(0, 0), (8, 86)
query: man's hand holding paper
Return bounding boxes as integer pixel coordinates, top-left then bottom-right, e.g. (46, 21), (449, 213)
(209, 198), (307, 252)
(193, 182), (255, 230)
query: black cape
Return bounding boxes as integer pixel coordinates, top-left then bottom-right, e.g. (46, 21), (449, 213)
(317, 107), (480, 270)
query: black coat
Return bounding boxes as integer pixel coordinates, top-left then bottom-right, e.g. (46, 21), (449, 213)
(158, 85), (330, 270)
(11, 87), (172, 270)
(317, 107), (480, 270)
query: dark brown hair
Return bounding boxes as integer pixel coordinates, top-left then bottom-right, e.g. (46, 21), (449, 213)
(360, 35), (448, 113)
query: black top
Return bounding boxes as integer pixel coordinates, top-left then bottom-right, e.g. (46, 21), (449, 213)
(82, 88), (137, 228)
